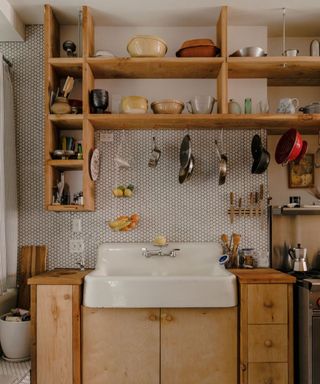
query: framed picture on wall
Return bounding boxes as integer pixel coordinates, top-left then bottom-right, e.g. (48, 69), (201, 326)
(288, 154), (314, 188)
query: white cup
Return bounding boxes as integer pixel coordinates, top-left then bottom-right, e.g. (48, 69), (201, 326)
(186, 95), (216, 114)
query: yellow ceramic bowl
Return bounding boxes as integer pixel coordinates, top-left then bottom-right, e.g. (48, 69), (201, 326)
(120, 96), (148, 114)
(151, 99), (185, 114)
(127, 35), (168, 57)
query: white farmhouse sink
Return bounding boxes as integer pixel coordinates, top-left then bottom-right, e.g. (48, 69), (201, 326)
(83, 242), (237, 308)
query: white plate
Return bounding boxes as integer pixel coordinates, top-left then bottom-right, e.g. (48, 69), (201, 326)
(90, 149), (100, 182)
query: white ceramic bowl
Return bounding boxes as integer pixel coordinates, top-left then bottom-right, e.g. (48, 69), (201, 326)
(120, 96), (148, 114)
(127, 35), (168, 57)
(151, 99), (185, 114)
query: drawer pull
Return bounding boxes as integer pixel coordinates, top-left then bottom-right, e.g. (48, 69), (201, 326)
(240, 363), (247, 371)
(264, 339), (273, 348)
(263, 300), (273, 308)
(149, 314), (157, 321)
(264, 378), (273, 384)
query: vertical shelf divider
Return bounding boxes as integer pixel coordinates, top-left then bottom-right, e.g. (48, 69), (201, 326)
(216, 6), (228, 114)
(82, 6), (95, 58)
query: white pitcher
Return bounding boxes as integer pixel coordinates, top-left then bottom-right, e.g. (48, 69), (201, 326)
(277, 98), (299, 114)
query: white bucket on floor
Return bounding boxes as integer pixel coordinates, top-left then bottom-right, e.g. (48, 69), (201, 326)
(0, 315), (31, 359)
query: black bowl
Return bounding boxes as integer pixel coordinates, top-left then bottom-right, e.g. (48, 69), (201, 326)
(90, 89), (109, 113)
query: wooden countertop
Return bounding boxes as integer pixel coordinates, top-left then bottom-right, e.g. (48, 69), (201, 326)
(230, 268), (296, 284)
(27, 268), (295, 285)
(28, 269), (91, 285)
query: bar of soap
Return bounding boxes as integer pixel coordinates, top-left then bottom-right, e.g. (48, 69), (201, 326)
(153, 235), (167, 246)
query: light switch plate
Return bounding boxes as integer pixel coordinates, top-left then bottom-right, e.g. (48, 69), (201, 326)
(72, 218), (82, 233)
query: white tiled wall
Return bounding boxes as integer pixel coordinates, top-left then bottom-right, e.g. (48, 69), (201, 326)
(0, 26), (269, 270)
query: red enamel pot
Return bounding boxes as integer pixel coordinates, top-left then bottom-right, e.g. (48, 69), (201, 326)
(275, 129), (303, 166)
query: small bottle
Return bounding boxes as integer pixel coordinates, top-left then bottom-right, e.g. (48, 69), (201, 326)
(244, 98), (252, 114)
(310, 40), (320, 56)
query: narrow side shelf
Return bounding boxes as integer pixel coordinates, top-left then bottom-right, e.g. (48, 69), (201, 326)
(87, 57), (224, 79)
(88, 113), (320, 132)
(47, 160), (83, 170)
(47, 204), (86, 212)
(272, 207), (320, 215)
(228, 56), (320, 86)
(49, 114), (83, 129)
(48, 58), (84, 77)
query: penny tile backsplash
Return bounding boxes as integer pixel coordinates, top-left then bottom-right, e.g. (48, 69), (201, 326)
(0, 26), (269, 270)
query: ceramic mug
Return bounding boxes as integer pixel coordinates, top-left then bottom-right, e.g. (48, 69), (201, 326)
(186, 95), (216, 114)
(277, 98), (299, 114)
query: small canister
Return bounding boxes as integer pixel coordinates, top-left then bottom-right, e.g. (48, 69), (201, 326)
(310, 40), (320, 56)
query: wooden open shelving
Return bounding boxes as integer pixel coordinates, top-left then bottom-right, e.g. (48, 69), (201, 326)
(87, 57), (224, 79)
(47, 204), (86, 212)
(89, 113), (320, 133)
(48, 58), (83, 77)
(44, 4), (320, 212)
(47, 160), (83, 170)
(228, 56), (320, 86)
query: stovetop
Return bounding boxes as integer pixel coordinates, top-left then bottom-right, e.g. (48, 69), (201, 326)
(288, 269), (320, 288)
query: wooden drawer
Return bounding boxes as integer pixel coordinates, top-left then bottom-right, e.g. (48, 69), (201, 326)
(248, 363), (288, 384)
(248, 284), (287, 324)
(248, 325), (288, 363)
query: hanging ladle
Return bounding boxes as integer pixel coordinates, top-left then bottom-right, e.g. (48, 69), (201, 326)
(148, 137), (161, 168)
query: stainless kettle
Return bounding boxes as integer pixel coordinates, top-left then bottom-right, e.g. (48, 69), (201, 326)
(288, 243), (308, 272)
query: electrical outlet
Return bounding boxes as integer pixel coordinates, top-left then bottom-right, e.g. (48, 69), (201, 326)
(72, 218), (82, 233)
(69, 239), (84, 254)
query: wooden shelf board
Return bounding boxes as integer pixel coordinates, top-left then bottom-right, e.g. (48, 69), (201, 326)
(48, 58), (83, 77)
(228, 56), (320, 86)
(48, 114), (83, 129)
(88, 113), (320, 132)
(87, 57), (224, 79)
(47, 160), (83, 170)
(47, 204), (88, 212)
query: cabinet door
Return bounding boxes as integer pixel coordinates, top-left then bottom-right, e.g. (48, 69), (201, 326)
(160, 308), (237, 384)
(82, 307), (160, 384)
(37, 285), (74, 384)
(248, 284), (287, 324)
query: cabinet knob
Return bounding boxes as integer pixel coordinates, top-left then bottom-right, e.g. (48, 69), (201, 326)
(264, 378), (273, 384)
(264, 339), (273, 348)
(165, 315), (173, 322)
(240, 363), (247, 371)
(148, 314), (157, 321)
(263, 300), (273, 308)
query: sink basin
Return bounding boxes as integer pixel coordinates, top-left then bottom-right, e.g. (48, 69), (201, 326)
(83, 242), (237, 308)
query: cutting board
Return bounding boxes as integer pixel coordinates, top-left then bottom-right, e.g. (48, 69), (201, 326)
(17, 245), (47, 310)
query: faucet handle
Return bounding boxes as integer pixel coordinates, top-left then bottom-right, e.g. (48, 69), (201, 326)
(142, 248), (150, 258)
(170, 249), (180, 257)
(76, 261), (85, 271)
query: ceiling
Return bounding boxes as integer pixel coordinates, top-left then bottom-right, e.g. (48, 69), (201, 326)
(4, 0), (320, 37)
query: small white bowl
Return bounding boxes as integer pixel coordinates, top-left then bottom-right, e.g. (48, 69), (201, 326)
(286, 203), (297, 208)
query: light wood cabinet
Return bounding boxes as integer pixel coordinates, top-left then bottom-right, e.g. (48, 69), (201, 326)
(82, 306), (237, 384)
(28, 270), (88, 384)
(233, 271), (295, 384)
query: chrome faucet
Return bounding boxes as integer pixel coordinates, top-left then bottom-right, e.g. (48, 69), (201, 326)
(142, 247), (180, 258)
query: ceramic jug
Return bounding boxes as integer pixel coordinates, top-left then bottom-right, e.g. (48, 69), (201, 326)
(228, 99), (241, 114)
(277, 98), (299, 114)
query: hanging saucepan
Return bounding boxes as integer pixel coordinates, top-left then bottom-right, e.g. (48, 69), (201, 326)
(180, 134), (191, 168)
(215, 140), (227, 184)
(251, 134), (270, 174)
(251, 134), (263, 160)
(299, 102), (320, 114)
(275, 128), (303, 166)
(252, 148), (270, 174)
(179, 155), (194, 184)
